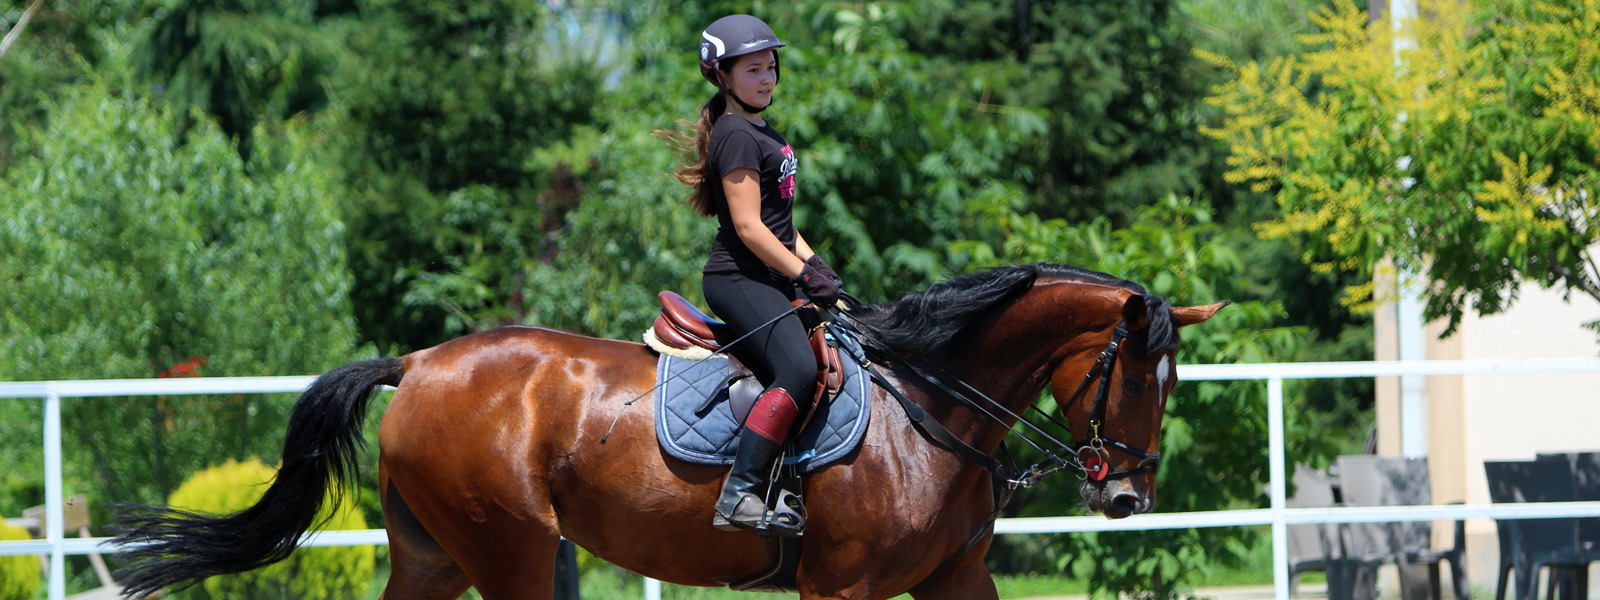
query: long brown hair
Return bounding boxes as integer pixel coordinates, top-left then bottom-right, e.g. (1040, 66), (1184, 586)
(661, 92), (728, 217)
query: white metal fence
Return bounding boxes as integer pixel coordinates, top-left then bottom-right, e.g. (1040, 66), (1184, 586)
(5, 358), (1600, 600)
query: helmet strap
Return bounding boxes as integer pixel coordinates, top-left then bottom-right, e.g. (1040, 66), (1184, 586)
(712, 66), (771, 115)
(727, 88), (769, 114)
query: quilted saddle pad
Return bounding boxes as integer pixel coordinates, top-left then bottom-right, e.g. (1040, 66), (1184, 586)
(654, 344), (870, 474)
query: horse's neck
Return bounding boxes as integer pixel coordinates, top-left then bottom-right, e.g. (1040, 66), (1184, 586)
(947, 282), (1127, 449)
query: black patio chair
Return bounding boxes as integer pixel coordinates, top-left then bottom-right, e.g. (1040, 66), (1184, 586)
(1484, 459), (1600, 600)
(1286, 464), (1342, 598)
(1535, 452), (1600, 600)
(1573, 452), (1600, 551)
(1536, 452), (1600, 549)
(1333, 456), (1470, 600)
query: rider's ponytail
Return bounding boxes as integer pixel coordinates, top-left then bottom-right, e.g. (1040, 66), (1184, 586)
(662, 92), (727, 217)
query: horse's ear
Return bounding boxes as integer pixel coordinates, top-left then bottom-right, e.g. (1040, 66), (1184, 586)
(1121, 294), (1152, 332)
(1172, 301), (1231, 328)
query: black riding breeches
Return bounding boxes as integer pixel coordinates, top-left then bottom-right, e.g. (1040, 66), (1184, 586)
(702, 269), (817, 413)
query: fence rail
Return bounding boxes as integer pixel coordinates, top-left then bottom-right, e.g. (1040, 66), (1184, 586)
(5, 357), (1600, 600)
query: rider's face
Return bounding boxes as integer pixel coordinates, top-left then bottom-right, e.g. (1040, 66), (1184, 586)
(725, 51), (776, 111)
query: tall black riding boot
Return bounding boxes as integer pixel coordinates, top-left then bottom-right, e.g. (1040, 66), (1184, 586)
(713, 387), (803, 533)
(712, 429), (783, 531)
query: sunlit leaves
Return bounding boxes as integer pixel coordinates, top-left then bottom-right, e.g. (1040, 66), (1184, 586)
(1203, 0), (1600, 335)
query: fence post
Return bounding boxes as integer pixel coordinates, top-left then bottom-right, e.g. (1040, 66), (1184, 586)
(45, 383), (65, 600)
(1268, 376), (1288, 600)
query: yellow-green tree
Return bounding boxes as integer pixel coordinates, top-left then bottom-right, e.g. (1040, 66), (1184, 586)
(0, 521), (41, 600)
(1201, 0), (1600, 335)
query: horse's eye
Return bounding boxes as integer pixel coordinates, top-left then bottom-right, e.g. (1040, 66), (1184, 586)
(1122, 376), (1146, 397)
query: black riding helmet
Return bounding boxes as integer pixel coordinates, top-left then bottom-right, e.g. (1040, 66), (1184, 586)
(699, 15), (785, 112)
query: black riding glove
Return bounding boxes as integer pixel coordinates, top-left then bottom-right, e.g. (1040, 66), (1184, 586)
(806, 255), (841, 285)
(797, 261), (841, 309)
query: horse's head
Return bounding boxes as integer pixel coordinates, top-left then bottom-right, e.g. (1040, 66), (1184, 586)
(1048, 290), (1227, 519)
(847, 263), (1226, 519)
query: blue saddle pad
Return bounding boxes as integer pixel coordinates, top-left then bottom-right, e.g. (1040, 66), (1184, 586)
(654, 342), (870, 474)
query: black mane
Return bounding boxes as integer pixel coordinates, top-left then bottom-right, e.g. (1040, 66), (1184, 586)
(847, 263), (1179, 357)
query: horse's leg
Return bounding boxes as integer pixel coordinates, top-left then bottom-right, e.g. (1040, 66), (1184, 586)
(454, 532), (561, 600)
(376, 372), (566, 599)
(378, 470), (472, 600)
(378, 448), (562, 600)
(904, 549), (1000, 600)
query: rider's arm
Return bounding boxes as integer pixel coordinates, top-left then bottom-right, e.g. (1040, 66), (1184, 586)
(724, 167), (806, 279)
(792, 232), (817, 263)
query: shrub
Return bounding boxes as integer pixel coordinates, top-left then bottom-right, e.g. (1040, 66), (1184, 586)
(165, 459), (374, 599)
(0, 521), (41, 600)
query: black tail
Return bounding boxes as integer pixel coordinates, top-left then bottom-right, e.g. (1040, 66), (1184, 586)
(111, 357), (405, 598)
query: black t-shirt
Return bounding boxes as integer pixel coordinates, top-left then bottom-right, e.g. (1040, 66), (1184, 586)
(702, 115), (798, 275)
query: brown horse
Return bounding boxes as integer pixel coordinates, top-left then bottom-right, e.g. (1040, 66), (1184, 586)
(112, 263), (1226, 599)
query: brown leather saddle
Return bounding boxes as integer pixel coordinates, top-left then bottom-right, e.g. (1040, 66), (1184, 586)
(652, 291), (845, 408)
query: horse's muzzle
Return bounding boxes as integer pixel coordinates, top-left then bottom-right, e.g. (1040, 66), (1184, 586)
(1081, 479), (1153, 519)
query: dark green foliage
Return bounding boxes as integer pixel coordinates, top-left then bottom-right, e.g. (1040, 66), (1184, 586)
(133, 0), (340, 161)
(1, 1), (153, 168)
(330, 0), (603, 351)
(0, 79), (358, 504)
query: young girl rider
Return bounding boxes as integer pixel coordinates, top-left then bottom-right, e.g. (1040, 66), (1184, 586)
(673, 14), (843, 535)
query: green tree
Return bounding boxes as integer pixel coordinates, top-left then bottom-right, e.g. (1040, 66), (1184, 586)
(325, 0), (602, 351)
(1, 0), (155, 168)
(1201, 0), (1600, 336)
(0, 78), (359, 505)
(134, 0), (344, 161)
(1183, 0), (1334, 67)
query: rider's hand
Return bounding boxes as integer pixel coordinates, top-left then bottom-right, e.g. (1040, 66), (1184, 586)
(805, 255), (841, 285)
(797, 261), (841, 309)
